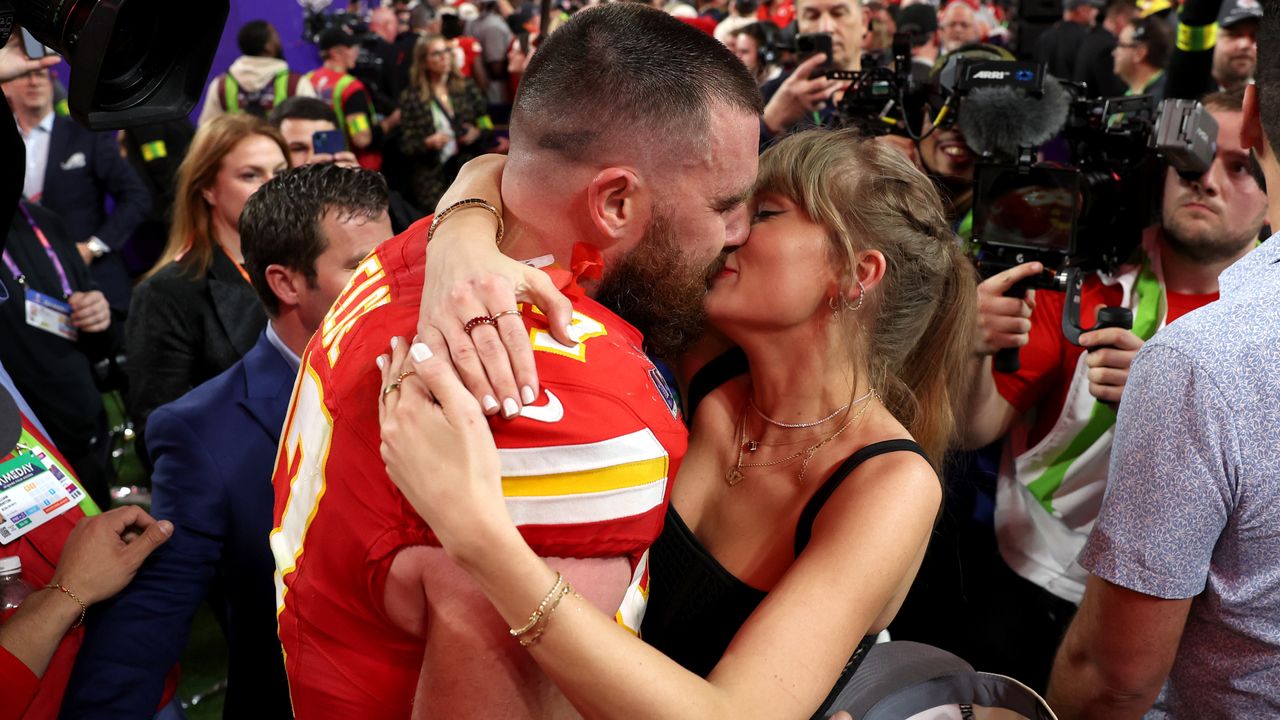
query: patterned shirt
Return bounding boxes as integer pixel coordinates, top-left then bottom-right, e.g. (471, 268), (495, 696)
(1079, 234), (1280, 718)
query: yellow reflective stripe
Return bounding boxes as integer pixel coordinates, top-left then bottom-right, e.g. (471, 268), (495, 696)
(1177, 21), (1218, 52)
(501, 456), (668, 497)
(54, 98), (69, 117)
(346, 112), (371, 135)
(140, 141), (168, 162)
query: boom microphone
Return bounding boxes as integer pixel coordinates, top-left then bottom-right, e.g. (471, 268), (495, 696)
(958, 76), (1071, 158)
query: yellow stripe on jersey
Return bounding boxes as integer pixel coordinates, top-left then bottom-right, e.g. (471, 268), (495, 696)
(271, 362), (335, 615)
(501, 456), (667, 497)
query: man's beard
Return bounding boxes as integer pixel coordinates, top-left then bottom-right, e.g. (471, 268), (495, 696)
(1162, 204), (1260, 264)
(595, 212), (727, 361)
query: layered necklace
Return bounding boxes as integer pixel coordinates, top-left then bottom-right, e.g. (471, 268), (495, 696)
(725, 389), (878, 487)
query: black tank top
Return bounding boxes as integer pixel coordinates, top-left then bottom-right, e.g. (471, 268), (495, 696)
(643, 352), (929, 717)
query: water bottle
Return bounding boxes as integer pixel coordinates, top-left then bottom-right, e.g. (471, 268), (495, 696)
(0, 556), (34, 620)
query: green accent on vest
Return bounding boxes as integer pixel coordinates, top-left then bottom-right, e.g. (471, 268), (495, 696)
(1024, 261), (1163, 514)
(958, 209), (975, 249)
(1177, 21), (1218, 52)
(54, 99), (69, 118)
(225, 70), (291, 114)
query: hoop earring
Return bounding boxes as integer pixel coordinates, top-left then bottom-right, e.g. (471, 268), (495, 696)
(828, 296), (842, 317)
(851, 280), (866, 312)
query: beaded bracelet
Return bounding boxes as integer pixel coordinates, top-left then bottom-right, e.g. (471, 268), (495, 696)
(427, 198), (505, 248)
(510, 572), (566, 639)
(44, 582), (87, 628)
(518, 583), (573, 648)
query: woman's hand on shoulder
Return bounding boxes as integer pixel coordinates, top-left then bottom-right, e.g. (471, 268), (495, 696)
(417, 154), (574, 420)
(377, 335), (509, 556)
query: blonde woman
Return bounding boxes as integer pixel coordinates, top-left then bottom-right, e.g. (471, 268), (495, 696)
(126, 114), (289, 434)
(379, 130), (978, 719)
(398, 33), (492, 212)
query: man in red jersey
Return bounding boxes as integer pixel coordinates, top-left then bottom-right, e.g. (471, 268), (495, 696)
(271, 5), (763, 718)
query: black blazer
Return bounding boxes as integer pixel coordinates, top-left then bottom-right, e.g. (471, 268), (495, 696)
(40, 115), (152, 311)
(125, 248), (266, 443)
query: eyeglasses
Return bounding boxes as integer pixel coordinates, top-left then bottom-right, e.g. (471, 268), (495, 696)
(428, 49), (451, 57)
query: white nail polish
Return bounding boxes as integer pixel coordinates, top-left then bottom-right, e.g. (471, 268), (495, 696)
(502, 398), (519, 418)
(567, 326), (584, 344)
(411, 342), (432, 363)
(482, 395), (500, 413)
(521, 385), (537, 404)
(376, 356), (386, 370)
(391, 336), (400, 350)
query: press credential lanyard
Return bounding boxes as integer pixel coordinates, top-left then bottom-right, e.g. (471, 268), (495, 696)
(1, 205), (74, 299)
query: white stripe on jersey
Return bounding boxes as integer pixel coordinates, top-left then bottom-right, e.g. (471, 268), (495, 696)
(505, 477), (668, 526)
(497, 428), (667, 477)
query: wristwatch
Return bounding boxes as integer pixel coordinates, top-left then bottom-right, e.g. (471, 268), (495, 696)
(86, 237), (110, 259)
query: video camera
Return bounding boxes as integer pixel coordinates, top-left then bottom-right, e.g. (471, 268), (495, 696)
(968, 65), (1218, 371)
(820, 32), (924, 137)
(0, 0), (228, 129)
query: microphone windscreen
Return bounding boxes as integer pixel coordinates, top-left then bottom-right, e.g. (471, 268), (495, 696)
(958, 77), (1070, 157)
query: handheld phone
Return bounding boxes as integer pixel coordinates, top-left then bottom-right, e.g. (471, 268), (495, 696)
(796, 32), (834, 77)
(312, 129), (347, 156)
(21, 28), (52, 60)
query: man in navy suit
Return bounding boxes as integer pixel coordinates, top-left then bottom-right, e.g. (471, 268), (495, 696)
(62, 163), (392, 719)
(3, 67), (151, 312)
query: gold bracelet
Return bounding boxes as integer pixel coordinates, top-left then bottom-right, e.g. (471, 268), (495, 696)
(510, 572), (566, 638)
(518, 583), (574, 648)
(44, 582), (87, 629)
(427, 198), (505, 248)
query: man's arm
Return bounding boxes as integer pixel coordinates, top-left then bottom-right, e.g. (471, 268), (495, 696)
(1047, 576), (1192, 719)
(62, 408), (226, 717)
(960, 261), (1044, 449)
(88, 128), (151, 250)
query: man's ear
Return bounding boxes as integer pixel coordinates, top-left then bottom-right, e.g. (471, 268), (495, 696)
(586, 167), (651, 251)
(1243, 82), (1267, 158)
(264, 264), (303, 311)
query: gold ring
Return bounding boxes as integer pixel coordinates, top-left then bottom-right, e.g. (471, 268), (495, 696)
(382, 382), (402, 397)
(396, 370), (416, 383)
(491, 309), (522, 321)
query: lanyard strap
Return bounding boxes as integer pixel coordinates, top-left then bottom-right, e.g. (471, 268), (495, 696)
(220, 243), (253, 286)
(5, 205), (74, 298)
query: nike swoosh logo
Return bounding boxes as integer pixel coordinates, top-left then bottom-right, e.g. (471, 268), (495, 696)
(518, 390), (564, 423)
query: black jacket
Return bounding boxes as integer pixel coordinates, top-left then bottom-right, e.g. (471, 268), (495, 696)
(126, 248), (266, 443)
(0, 202), (122, 467)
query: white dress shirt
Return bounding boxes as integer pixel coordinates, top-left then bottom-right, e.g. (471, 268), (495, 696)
(21, 111), (54, 202)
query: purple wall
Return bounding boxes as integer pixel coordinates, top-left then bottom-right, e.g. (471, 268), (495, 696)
(189, 1), (328, 121)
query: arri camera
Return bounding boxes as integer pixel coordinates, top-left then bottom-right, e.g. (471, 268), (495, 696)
(966, 60), (1217, 370)
(0, 0), (228, 129)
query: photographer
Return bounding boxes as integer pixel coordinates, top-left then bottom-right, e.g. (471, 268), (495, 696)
(958, 89), (1267, 689)
(758, 0), (862, 145)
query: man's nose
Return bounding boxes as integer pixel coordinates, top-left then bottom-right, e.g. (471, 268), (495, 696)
(815, 13), (838, 35)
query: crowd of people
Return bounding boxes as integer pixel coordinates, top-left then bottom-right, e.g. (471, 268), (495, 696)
(0, 0), (1276, 718)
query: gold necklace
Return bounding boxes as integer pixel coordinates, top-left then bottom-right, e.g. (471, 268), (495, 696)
(725, 391), (878, 487)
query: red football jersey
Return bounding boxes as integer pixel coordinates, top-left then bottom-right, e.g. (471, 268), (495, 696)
(270, 220), (688, 718)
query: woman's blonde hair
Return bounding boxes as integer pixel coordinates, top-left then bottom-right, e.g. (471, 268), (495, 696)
(146, 114), (289, 280)
(755, 129), (978, 468)
(410, 33), (465, 99)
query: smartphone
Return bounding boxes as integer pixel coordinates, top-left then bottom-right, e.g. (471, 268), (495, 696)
(21, 28), (52, 60)
(796, 32), (834, 77)
(312, 129), (347, 156)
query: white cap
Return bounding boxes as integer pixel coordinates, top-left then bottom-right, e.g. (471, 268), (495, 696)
(0, 556), (21, 575)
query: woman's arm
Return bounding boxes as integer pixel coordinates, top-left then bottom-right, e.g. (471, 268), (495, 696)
(380, 341), (942, 720)
(416, 154), (574, 418)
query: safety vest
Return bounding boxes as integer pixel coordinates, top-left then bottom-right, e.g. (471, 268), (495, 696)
(301, 71), (362, 138)
(994, 245), (1166, 604)
(219, 70), (297, 117)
